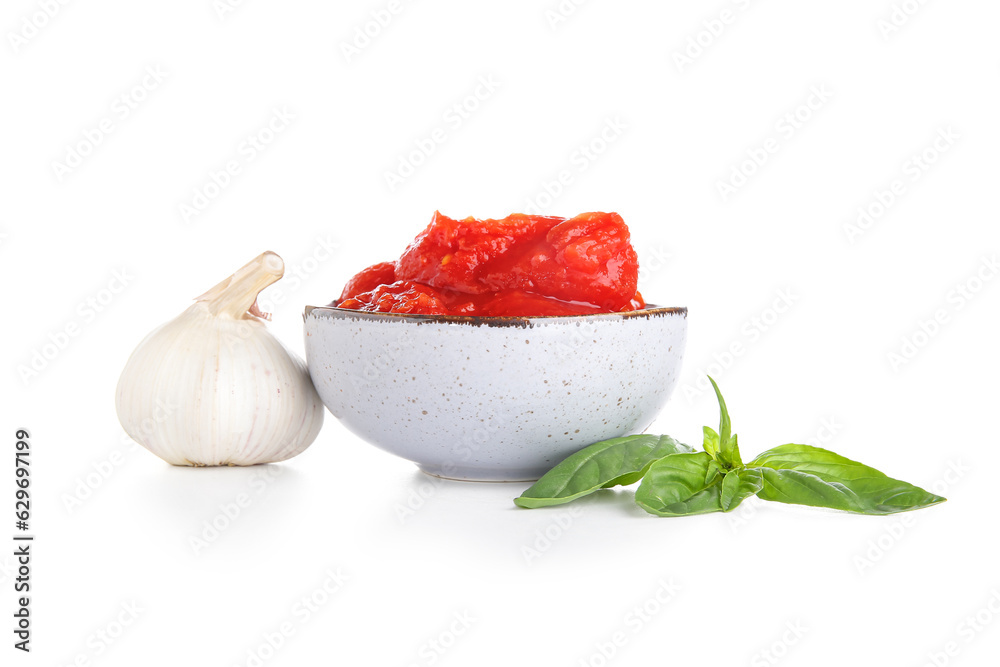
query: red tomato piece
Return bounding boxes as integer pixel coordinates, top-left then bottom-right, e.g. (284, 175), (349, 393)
(337, 261), (397, 302)
(336, 212), (645, 317)
(338, 280), (450, 315)
(395, 211), (638, 311)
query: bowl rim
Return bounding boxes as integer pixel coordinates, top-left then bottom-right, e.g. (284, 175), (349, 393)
(304, 303), (687, 327)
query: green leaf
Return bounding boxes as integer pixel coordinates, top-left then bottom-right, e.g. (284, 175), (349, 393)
(703, 426), (720, 459)
(727, 434), (742, 469)
(704, 458), (724, 486)
(708, 376), (741, 468)
(635, 452), (724, 517)
(750, 444), (946, 515)
(514, 435), (694, 509)
(720, 468), (763, 512)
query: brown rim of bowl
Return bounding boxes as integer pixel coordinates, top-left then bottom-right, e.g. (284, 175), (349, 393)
(304, 303), (687, 328)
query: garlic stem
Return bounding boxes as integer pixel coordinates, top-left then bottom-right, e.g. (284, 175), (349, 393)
(196, 251), (284, 319)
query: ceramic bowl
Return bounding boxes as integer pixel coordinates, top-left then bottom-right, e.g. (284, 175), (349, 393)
(303, 305), (687, 482)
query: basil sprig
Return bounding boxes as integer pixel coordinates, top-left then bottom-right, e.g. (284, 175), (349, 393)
(515, 377), (945, 517)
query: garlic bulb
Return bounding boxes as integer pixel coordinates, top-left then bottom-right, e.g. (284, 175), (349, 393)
(116, 251), (324, 466)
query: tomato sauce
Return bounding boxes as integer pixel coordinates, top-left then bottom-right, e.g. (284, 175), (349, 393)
(337, 211), (645, 316)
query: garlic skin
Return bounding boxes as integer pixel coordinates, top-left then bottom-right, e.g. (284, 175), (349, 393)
(116, 252), (324, 466)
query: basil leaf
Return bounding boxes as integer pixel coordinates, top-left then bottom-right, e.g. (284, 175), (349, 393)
(704, 458), (724, 486)
(635, 452), (724, 517)
(727, 434), (742, 469)
(703, 426), (720, 459)
(708, 376), (741, 467)
(514, 435), (694, 509)
(720, 468), (763, 512)
(750, 444), (946, 515)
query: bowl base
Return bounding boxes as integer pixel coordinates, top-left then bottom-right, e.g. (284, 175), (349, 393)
(418, 463), (546, 483)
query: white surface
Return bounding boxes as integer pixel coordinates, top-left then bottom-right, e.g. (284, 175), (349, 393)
(2, 1), (998, 665)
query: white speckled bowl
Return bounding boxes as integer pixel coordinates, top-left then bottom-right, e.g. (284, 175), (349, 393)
(303, 305), (687, 482)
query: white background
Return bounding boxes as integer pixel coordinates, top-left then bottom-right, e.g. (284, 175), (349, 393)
(2, 0), (999, 665)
